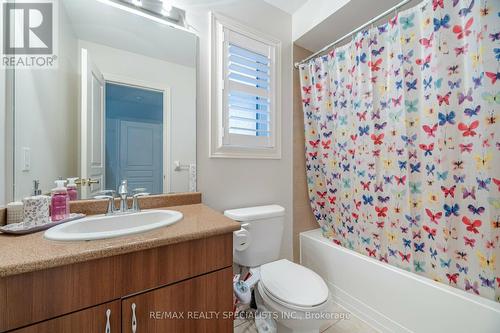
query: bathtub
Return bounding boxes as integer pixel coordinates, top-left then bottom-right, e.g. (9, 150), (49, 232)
(300, 229), (500, 333)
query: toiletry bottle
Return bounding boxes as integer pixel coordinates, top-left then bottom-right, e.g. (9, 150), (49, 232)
(51, 180), (69, 222)
(67, 177), (79, 201)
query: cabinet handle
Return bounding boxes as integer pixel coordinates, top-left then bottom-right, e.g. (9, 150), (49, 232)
(131, 303), (137, 333)
(105, 309), (111, 333)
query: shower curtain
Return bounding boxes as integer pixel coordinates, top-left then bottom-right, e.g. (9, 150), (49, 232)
(299, 0), (499, 302)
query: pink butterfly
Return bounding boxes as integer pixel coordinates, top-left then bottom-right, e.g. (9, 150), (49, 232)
(425, 208), (442, 224)
(458, 120), (479, 137)
(419, 33), (434, 49)
(459, 143), (473, 153)
(437, 92), (451, 106)
(422, 123), (438, 137)
(463, 236), (476, 248)
(452, 17), (473, 39)
(462, 217), (481, 234)
(432, 0), (443, 10)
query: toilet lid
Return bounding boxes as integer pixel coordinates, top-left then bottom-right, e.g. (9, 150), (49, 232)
(260, 259), (329, 308)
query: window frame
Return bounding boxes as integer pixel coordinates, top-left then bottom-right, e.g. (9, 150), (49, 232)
(210, 12), (282, 159)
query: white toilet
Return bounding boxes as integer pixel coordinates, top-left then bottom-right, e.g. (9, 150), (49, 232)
(225, 205), (330, 333)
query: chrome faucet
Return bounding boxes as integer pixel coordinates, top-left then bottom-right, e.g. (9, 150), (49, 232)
(118, 180), (129, 212)
(95, 190), (116, 216)
(96, 181), (150, 215)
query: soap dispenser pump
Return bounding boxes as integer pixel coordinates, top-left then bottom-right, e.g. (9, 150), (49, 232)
(51, 180), (69, 221)
(67, 177), (79, 201)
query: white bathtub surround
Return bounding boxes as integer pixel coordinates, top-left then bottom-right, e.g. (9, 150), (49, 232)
(300, 229), (500, 333)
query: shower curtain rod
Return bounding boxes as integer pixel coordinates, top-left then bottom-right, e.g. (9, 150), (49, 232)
(294, 0), (413, 69)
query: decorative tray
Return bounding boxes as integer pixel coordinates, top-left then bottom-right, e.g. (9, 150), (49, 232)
(0, 214), (86, 235)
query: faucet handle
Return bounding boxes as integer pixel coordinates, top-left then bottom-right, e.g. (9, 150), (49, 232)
(98, 190), (116, 197)
(94, 195), (115, 215)
(132, 193), (150, 212)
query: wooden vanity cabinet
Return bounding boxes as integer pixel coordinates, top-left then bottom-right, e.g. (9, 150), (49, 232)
(122, 267), (233, 333)
(1, 234), (234, 333)
(11, 301), (121, 333)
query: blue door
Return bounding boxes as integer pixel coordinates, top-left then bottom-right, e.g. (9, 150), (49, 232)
(105, 83), (163, 194)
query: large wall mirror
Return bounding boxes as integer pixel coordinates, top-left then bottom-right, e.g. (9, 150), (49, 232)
(9, 0), (197, 201)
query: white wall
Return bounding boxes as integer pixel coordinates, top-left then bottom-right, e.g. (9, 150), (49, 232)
(14, 5), (79, 199)
(292, 0), (350, 41)
(181, 1), (294, 260)
(79, 40), (197, 193)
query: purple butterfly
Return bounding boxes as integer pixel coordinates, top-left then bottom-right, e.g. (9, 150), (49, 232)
(476, 177), (491, 190)
(464, 105), (480, 117)
(472, 73), (483, 88)
(468, 204), (485, 215)
(464, 279), (480, 295)
(462, 187), (476, 200)
(479, 275), (495, 289)
(458, 88), (473, 105)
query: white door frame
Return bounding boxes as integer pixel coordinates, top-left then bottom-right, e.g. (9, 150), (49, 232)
(102, 73), (172, 193)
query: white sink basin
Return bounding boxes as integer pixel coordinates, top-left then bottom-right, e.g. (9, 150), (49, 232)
(44, 210), (183, 241)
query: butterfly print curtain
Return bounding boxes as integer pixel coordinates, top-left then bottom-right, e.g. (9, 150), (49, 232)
(299, 0), (499, 302)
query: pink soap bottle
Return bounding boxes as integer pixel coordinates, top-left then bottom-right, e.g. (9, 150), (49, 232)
(51, 180), (69, 222)
(67, 177), (79, 201)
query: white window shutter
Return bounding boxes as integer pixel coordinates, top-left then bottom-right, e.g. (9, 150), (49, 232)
(211, 13), (281, 159)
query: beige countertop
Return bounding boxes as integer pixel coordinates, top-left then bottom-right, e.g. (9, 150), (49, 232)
(0, 204), (240, 277)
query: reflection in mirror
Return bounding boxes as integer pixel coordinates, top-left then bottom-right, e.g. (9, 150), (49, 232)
(12, 0), (197, 201)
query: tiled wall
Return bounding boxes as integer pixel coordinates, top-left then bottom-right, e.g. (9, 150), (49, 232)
(293, 44), (317, 262)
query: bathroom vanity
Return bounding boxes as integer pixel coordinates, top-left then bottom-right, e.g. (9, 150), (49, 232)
(0, 201), (239, 332)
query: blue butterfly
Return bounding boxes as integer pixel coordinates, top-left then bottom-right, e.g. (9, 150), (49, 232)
(434, 78), (443, 89)
(362, 194), (374, 206)
(358, 125), (370, 136)
(458, 0), (474, 17)
(401, 134), (417, 146)
(356, 52), (367, 65)
(347, 225), (354, 234)
(433, 15), (450, 31)
(453, 174), (465, 183)
(410, 162), (421, 173)
(361, 236), (371, 244)
(464, 105), (480, 117)
(472, 73), (483, 88)
(405, 214), (420, 227)
(400, 13), (415, 30)
(424, 77), (432, 90)
(440, 258), (451, 268)
(456, 263), (468, 274)
(426, 164), (435, 176)
(398, 160), (407, 170)
(396, 80), (403, 90)
(494, 48), (500, 61)
(430, 248), (437, 260)
(437, 171), (448, 181)
(403, 238), (412, 248)
(371, 46), (385, 56)
(444, 203), (460, 217)
(438, 111), (456, 126)
(406, 79), (417, 91)
(388, 247), (397, 257)
(448, 79), (461, 89)
(414, 242), (425, 252)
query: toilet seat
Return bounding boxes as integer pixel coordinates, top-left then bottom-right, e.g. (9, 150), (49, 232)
(259, 259), (329, 311)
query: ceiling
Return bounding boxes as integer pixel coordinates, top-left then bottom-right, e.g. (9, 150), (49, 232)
(295, 0), (417, 52)
(62, 0), (197, 67)
(262, 0), (308, 14)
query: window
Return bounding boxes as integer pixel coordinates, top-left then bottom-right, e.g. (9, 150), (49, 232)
(210, 13), (281, 159)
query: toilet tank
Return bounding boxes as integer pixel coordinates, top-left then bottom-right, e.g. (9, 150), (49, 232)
(224, 205), (285, 268)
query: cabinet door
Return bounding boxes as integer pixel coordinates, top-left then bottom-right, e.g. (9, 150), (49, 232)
(11, 301), (120, 333)
(122, 267), (233, 333)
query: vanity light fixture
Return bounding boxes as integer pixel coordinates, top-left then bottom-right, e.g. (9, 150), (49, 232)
(96, 0), (192, 33)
